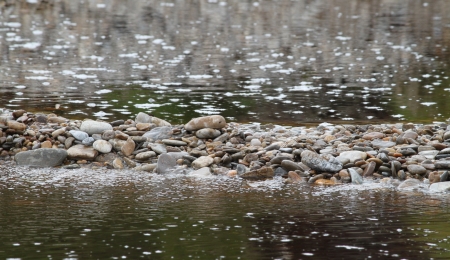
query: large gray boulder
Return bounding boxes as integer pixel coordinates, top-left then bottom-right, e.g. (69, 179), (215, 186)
(15, 148), (67, 167)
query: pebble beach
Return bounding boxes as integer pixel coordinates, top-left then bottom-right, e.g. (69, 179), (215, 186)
(2, 108), (450, 192)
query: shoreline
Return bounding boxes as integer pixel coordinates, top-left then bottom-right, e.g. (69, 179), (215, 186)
(1, 109), (450, 192)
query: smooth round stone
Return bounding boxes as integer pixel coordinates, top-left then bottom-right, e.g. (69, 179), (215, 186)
(82, 137), (95, 146)
(362, 132), (384, 140)
(121, 138), (136, 156)
(51, 128), (66, 138)
(109, 138), (127, 151)
(15, 148), (67, 167)
(135, 112), (171, 126)
(195, 128), (221, 139)
(136, 123), (151, 131)
(184, 115), (226, 131)
(67, 144), (98, 160)
(162, 139), (187, 146)
(135, 163), (157, 172)
(69, 130), (89, 141)
(435, 161), (450, 169)
(407, 164), (427, 175)
(403, 130), (418, 140)
(337, 151), (367, 164)
(80, 120), (113, 135)
(41, 140), (52, 148)
(429, 182), (450, 192)
(371, 140), (396, 148)
(418, 150), (439, 159)
(264, 143), (280, 151)
(250, 139), (262, 147)
(135, 151), (157, 161)
(281, 160), (303, 171)
(7, 121), (26, 131)
(439, 148), (450, 154)
(191, 156), (214, 169)
(93, 140), (112, 153)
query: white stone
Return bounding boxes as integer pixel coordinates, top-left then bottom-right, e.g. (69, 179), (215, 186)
(191, 156), (214, 169)
(93, 140), (112, 153)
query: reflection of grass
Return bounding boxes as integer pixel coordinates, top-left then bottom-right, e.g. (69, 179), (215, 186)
(102, 85), (254, 124)
(390, 68), (450, 123)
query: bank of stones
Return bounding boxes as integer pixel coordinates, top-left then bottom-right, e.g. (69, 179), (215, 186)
(3, 109), (450, 188)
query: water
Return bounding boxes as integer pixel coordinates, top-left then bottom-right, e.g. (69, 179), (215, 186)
(1, 166), (450, 259)
(1, 0), (450, 124)
(2, 1), (450, 259)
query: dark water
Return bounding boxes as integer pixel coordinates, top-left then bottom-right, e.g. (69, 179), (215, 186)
(3, 1), (450, 259)
(1, 0), (450, 124)
(1, 167), (450, 260)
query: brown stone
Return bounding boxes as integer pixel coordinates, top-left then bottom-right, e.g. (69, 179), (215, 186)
(41, 140), (52, 148)
(121, 138), (136, 156)
(7, 121), (26, 131)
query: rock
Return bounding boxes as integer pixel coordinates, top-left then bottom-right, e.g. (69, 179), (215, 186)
(47, 116), (67, 124)
(102, 130), (115, 140)
(250, 139), (262, 146)
(435, 160), (450, 169)
(188, 167), (213, 177)
(428, 171), (441, 183)
(136, 123), (151, 131)
(69, 130), (89, 141)
(184, 115), (226, 131)
(315, 179), (336, 185)
(363, 161), (376, 177)
(236, 164), (247, 175)
(403, 130), (418, 140)
(135, 112), (171, 126)
(287, 171), (305, 183)
(113, 158), (124, 169)
(93, 140), (113, 153)
(143, 126), (173, 140)
(348, 168), (363, 184)
(301, 150), (342, 172)
(155, 153), (177, 174)
(419, 150), (439, 159)
(240, 167), (274, 180)
(121, 138), (135, 156)
(7, 121), (26, 131)
(65, 137), (75, 149)
(135, 164), (157, 172)
(195, 128), (221, 139)
(51, 128), (66, 138)
(15, 148), (67, 167)
(162, 139), (187, 146)
(192, 156), (214, 169)
(41, 140), (52, 148)
(109, 138), (127, 151)
(337, 151), (367, 164)
(135, 151), (156, 161)
(67, 144), (98, 160)
(441, 171), (449, 182)
(371, 140), (396, 149)
(429, 182), (450, 192)
(80, 120), (113, 135)
(82, 137), (95, 146)
(407, 165), (427, 175)
(362, 132), (384, 140)
(397, 179), (422, 191)
(281, 160), (303, 171)
(148, 143), (167, 154)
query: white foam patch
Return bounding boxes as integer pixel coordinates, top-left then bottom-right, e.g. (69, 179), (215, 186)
(94, 89), (112, 94)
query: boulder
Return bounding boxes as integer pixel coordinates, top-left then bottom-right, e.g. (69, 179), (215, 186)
(15, 148), (67, 167)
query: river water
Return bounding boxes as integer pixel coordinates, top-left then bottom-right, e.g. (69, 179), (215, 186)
(1, 167), (450, 260)
(1, 0), (450, 124)
(2, 1), (450, 259)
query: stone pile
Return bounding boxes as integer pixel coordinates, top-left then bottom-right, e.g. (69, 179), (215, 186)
(2, 109), (450, 191)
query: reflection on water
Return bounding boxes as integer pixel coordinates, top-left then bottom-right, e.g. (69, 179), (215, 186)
(0, 0), (450, 124)
(1, 167), (450, 259)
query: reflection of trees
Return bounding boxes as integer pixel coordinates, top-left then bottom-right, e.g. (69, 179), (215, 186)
(0, 0), (450, 123)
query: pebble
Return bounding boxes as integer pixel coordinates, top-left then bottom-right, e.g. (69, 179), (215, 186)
(4, 109), (450, 193)
(301, 150), (343, 172)
(80, 120), (113, 135)
(93, 140), (113, 153)
(184, 115), (226, 131)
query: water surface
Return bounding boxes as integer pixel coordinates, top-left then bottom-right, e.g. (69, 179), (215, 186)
(1, 0), (450, 124)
